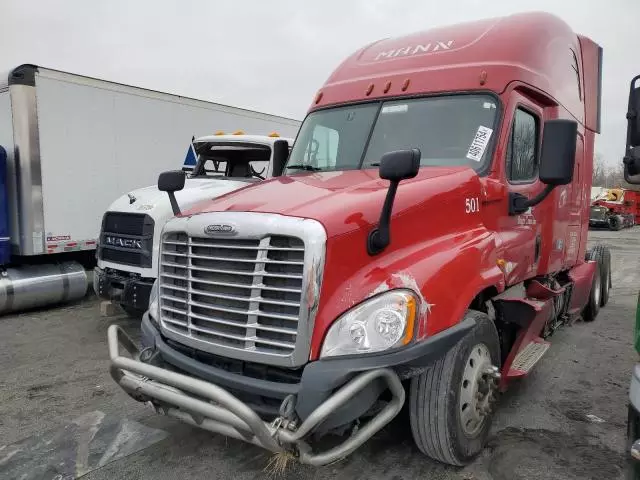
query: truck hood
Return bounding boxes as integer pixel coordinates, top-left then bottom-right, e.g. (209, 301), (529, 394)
(182, 167), (479, 238)
(106, 177), (255, 216)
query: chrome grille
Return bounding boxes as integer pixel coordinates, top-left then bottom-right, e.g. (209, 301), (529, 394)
(159, 232), (305, 357)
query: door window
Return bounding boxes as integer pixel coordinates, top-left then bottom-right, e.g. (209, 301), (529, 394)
(506, 108), (540, 182)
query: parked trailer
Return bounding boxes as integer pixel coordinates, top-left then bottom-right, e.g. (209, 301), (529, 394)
(108, 12), (611, 467)
(0, 64), (300, 314)
(589, 187), (638, 230)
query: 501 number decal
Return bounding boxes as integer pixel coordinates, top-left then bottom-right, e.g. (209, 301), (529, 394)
(465, 197), (480, 213)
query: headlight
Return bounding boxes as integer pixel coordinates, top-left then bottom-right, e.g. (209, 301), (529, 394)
(320, 289), (418, 358)
(148, 279), (159, 320)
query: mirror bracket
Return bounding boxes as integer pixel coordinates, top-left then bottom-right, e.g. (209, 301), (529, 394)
(508, 185), (554, 216)
(367, 149), (420, 256)
(367, 182), (399, 255)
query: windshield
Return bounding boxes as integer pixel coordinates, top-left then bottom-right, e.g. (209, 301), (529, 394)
(190, 143), (271, 181)
(285, 94), (499, 174)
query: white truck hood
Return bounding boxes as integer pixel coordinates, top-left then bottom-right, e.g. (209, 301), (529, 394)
(107, 177), (252, 214)
(97, 177), (254, 277)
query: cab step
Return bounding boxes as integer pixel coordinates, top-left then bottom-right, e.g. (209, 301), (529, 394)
(507, 338), (550, 378)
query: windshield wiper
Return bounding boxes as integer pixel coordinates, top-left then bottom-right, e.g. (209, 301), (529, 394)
(285, 164), (321, 172)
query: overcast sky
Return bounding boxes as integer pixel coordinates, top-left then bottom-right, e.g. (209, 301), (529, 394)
(1, 0), (638, 166)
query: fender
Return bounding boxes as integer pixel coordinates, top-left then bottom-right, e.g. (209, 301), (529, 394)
(309, 225), (506, 359)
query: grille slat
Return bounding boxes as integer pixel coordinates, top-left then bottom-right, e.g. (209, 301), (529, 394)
(159, 232), (305, 357)
(178, 276), (302, 294)
(185, 323), (296, 350)
(188, 311), (298, 336)
(188, 298), (299, 321)
(189, 253), (303, 266)
(190, 240), (304, 252)
(186, 287), (301, 308)
(188, 264), (303, 280)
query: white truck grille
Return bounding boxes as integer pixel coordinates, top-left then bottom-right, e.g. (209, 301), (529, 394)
(159, 232), (306, 357)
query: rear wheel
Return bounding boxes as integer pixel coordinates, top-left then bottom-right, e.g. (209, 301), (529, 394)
(409, 310), (501, 466)
(582, 261), (602, 322)
(609, 215), (622, 231)
(586, 244), (612, 307)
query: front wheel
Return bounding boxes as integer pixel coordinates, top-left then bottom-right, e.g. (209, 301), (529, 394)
(609, 215), (622, 231)
(409, 310), (501, 466)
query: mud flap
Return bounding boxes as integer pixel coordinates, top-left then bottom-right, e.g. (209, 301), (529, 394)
(0, 411), (168, 479)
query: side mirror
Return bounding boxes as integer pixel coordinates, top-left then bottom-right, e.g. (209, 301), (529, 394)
(539, 119), (578, 186)
(509, 119), (577, 215)
(629, 80), (640, 147)
(625, 76), (640, 184)
(271, 139), (290, 177)
(158, 170), (186, 215)
(379, 148), (421, 181)
(158, 170), (186, 192)
(624, 147), (640, 183)
(368, 149), (421, 255)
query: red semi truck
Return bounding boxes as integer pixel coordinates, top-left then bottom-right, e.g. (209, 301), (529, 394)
(108, 12), (611, 466)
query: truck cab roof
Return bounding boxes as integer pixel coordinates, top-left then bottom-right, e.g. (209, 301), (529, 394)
(314, 11), (602, 133)
(193, 134), (294, 146)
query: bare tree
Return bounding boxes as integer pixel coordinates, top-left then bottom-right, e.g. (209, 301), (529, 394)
(592, 153), (640, 191)
(592, 153), (607, 186)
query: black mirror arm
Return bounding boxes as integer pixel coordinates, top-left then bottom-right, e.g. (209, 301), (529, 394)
(367, 181), (399, 255)
(168, 192), (181, 216)
(509, 184), (554, 216)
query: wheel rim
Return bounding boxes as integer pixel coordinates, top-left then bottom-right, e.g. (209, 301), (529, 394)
(593, 268), (602, 306)
(459, 343), (499, 436)
(603, 263), (610, 297)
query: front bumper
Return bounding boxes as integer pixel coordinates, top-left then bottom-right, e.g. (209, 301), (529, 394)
(94, 267), (154, 311)
(110, 315), (474, 465)
(109, 324), (404, 466)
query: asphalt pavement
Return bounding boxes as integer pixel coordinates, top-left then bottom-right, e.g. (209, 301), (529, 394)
(0, 228), (636, 480)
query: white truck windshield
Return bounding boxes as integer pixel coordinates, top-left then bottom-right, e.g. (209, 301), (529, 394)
(191, 143), (271, 180)
(285, 94), (499, 174)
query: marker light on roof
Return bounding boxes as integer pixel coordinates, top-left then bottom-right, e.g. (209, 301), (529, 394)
(268, 132), (280, 137)
(233, 130), (245, 135)
(214, 131), (225, 135)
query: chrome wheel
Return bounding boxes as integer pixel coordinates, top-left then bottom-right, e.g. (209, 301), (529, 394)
(459, 343), (500, 436)
(593, 267), (602, 307)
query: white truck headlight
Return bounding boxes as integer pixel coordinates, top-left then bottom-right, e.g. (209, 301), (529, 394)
(320, 289), (418, 358)
(148, 279), (159, 320)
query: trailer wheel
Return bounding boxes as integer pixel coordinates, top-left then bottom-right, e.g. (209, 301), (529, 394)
(582, 260), (602, 322)
(608, 215), (622, 231)
(586, 245), (612, 307)
(409, 310), (500, 466)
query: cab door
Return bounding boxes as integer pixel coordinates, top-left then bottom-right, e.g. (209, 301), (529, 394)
(492, 91), (546, 285)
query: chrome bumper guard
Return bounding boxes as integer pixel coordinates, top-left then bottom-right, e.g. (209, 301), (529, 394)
(108, 325), (406, 466)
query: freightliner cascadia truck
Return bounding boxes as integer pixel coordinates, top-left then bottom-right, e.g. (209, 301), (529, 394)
(95, 132), (293, 316)
(0, 64), (299, 315)
(108, 12), (610, 466)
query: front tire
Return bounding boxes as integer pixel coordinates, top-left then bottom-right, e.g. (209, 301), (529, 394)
(409, 310), (501, 466)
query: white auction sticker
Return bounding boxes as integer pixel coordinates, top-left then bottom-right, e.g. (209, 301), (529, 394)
(466, 126), (493, 162)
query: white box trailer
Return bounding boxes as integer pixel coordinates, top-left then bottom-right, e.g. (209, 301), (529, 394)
(0, 64), (300, 314)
